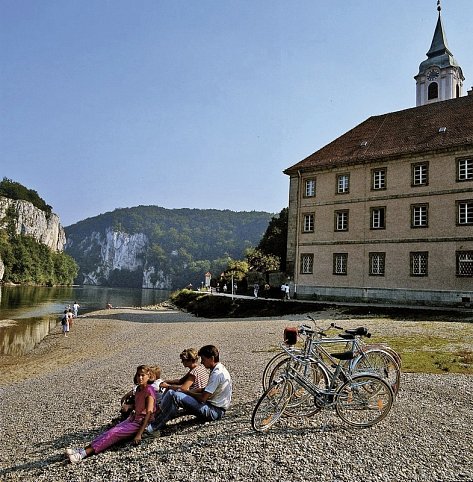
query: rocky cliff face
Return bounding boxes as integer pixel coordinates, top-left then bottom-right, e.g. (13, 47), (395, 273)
(69, 228), (172, 289)
(0, 197), (66, 252)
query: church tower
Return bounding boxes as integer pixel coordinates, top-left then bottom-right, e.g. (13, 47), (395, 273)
(415, 1), (464, 106)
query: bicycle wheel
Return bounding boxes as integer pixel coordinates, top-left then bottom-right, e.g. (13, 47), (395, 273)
(261, 351), (289, 391)
(251, 379), (293, 432)
(335, 374), (393, 428)
(352, 349), (401, 397)
(268, 357), (330, 418)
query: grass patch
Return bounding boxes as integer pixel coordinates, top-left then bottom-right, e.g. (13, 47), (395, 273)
(370, 334), (473, 374)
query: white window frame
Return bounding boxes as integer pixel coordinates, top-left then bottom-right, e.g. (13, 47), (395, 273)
(333, 253), (348, 275)
(369, 252), (385, 276)
(411, 204), (428, 228)
(304, 178), (316, 197)
(372, 168), (386, 190)
(458, 158), (473, 182)
(303, 213), (314, 232)
(300, 254), (314, 274)
(335, 210), (349, 231)
(371, 207), (386, 229)
(412, 162), (429, 186)
(411, 252), (428, 277)
(337, 174), (350, 194)
(457, 251), (473, 277)
(457, 200), (473, 225)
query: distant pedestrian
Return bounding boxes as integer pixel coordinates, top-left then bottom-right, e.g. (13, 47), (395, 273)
(73, 301), (80, 318)
(223, 283), (228, 293)
(61, 310), (69, 337)
(284, 283), (290, 300)
(67, 309), (74, 329)
(253, 283), (260, 298)
(264, 283), (270, 299)
(280, 283), (286, 300)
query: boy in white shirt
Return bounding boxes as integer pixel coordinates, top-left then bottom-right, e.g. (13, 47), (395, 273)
(147, 345), (232, 435)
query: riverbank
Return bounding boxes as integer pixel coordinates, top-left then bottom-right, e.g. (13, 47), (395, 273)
(1, 308), (472, 481)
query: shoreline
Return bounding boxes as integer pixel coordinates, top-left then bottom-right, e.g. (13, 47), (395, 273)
(1, 309), (472, 481)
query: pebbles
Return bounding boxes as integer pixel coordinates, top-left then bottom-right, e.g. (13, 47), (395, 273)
(0, 310), (472, 481)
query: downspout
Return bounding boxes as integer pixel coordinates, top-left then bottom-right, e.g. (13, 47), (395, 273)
(294, 169), (302, 297)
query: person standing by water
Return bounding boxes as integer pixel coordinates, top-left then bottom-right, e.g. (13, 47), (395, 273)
(67, 308), (74, 330)
(61, 310), (69, 337)
(73, 301), (80, 318)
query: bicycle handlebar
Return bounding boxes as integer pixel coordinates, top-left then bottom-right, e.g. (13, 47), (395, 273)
(306, 315), (372, 338)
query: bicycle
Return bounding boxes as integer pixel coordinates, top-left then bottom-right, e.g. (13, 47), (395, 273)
(262, 318), (401, 398)
(252, 327), (394, 432)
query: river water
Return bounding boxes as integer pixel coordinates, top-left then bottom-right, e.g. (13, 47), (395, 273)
(0, 285), (171, 356)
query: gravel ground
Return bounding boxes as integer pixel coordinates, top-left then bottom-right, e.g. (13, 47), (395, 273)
(0, 308), (472, 482)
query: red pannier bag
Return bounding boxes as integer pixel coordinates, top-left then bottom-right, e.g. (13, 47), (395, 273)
(284, 326), (298, 345)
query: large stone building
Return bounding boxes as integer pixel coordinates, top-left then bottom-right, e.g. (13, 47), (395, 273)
(284, 5), (473, 307)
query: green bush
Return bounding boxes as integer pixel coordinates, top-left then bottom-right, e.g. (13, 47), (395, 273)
(0, 233), (78, 285)
(0, 178), (52, 215)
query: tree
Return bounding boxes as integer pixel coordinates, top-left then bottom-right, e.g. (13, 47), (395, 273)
(257, 208), (288, 271)
(224, 259), (249, 281)
(245, 247), (280, 273)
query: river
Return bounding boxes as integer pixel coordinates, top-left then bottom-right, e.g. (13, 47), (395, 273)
(0, 285), (171, 356)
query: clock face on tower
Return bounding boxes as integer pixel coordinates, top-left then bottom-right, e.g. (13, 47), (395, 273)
(427, 69), (440, 81)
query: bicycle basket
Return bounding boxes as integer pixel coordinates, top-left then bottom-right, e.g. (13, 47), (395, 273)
(284, 327), (298, 345)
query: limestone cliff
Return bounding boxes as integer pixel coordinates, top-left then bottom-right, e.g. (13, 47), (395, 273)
(65, 205), (273, 289)
(68, 228), (171, 289)
(0, 197), (66, 252)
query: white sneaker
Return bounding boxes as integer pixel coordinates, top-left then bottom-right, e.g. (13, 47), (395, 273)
(65, 448), (77, 456)
(68, 451), (84, 464)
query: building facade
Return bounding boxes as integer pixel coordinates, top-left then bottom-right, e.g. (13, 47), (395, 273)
(284, 8), (473, 307)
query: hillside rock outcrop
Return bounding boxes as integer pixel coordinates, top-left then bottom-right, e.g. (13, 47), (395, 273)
(0, 197), (66, 252)
(68, 228), (172, 289)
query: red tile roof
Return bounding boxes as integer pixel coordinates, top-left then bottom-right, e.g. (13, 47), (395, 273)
(284, 94), (473, 174)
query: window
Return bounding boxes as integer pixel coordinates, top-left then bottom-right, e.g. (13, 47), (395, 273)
(412, 162), (429, 186)
(369, 252), (385, 276)
(337, 174), (350, 194)
(457, 158), (473, 182)
(370, 207), (386, 229)
(457, 200), (473, 225)
(457, 251), (473, 277)
(304, 178), (316, 197)
(300, 254), (314, 274)
(333, 253), (348, 275)
(428, 82), (438, 100)
(303, 213), (314, 232)
(411, 252), (428, 276)
(372, 168), (386, 190)
(335, 210), (349, 231)
(411, 204), (429, 228)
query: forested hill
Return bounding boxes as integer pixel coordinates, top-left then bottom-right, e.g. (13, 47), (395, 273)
(65, 206), (273, 289)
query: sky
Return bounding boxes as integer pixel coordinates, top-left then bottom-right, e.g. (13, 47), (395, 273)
(1, 0), (472, 227)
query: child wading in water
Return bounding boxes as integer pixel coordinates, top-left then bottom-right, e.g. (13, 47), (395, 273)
(66, 365), (156, 464)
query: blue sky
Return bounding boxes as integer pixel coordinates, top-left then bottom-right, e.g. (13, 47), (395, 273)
(1, 0), (472, 226)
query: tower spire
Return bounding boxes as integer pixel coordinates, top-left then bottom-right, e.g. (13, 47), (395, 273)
(414, 1), (465, 106)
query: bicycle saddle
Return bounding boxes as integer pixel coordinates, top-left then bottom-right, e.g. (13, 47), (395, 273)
(345, 327), (369, 336)
(330, 350), (355, 361)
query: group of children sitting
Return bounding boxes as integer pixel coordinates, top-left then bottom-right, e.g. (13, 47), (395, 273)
(65, 345), (232, 464)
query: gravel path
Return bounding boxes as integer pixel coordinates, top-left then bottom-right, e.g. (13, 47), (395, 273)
(0, 309), (472, 482)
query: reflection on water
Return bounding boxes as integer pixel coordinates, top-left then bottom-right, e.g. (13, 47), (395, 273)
(0, 316), (58, 356)
(0, 285), (171, 355)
